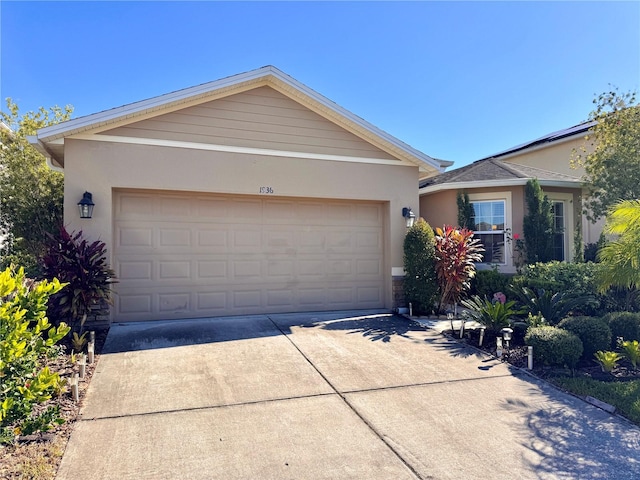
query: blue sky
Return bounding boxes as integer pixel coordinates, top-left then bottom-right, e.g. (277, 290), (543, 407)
(1, 1), (638, 167)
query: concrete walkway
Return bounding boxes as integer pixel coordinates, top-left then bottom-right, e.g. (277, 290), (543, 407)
(57, 311), (640, 479)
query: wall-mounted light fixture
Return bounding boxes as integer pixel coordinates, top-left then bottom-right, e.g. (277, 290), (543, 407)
(77, 192), (95, 219)
(402, 207), (416, 228)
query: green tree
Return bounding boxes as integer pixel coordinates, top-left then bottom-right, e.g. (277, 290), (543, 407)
(403, 219), (438, 314)
(597, 199), (640, 292)
(523, 179), (554, 263)
(456, 191), (475, 230)
(0, 99), (73, 276)
(572, 88), (640, 222)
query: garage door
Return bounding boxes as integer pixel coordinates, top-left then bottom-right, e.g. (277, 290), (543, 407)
(113, 190), (386, 321)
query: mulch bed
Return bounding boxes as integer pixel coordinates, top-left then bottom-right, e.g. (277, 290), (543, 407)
(0, 329), (108, 480)
(445, 326), (640, 381)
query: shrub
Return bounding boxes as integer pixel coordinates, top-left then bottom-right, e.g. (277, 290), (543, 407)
(558, 316), (611, 362)
(511, 286), (587, 326)
(525, 326), (583, 368)
(403, 219), (438, 315)
(0, 267), (70, 443)
(594, 351), (622, 372)
(512, 261), (618, 316)
(620, 340), (640, 370)
(522, 179), (555, 263)
(43, 228), (116, 331)
(461, 295), (524, 334)
(472, 268), (511, 298)
(434, 225), (484, 312)
(604, 311), (640, 345)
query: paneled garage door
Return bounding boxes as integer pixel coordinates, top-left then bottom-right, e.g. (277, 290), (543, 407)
(113, 190), (386, 321)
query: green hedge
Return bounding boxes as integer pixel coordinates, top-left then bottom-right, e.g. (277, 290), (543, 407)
(525, 326), (583, 368)
(603, 311), (640, 346)
(471, 268), (512, 298)
(557, 316), (611, 362)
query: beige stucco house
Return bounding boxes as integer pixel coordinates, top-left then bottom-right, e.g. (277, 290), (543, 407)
(30, 66), (447, 322)
(419, 123), (602, 273)
(419, 159), (583, 274)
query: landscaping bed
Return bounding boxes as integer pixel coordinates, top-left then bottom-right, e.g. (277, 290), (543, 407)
(0, 330), (108, 480)
(447, 326), (640, 427)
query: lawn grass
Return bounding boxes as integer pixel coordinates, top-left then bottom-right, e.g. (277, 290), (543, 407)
(550, 376), (640, 426)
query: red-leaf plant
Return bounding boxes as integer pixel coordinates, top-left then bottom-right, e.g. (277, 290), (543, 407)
(43, 227), (117, 332)
(434, 225), (484, 314)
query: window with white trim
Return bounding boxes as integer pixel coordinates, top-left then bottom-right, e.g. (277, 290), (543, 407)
(552, 201), (566, 261)
(471, 200), (506, 264)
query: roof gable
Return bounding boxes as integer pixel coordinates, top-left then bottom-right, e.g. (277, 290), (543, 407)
(31, 66), (443, 173)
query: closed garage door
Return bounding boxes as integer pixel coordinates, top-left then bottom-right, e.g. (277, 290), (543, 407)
(113, 190), (386, 321)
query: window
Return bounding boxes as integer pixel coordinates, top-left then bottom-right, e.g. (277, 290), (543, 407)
(471, 200), (505, 264)
(552, 201), (565, 261)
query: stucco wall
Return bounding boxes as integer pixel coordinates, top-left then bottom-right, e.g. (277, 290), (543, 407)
(64, 138), (419, 310)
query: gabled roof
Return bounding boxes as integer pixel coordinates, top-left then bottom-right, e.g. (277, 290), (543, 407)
(419, 158), (582, 194)
(480, 121), (595, 161)
(29, 66), (445, 173)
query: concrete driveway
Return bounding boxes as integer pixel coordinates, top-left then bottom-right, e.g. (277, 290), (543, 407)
(57, 311), (640, 479)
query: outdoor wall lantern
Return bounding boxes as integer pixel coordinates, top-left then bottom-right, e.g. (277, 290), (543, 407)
(77, 192), (95, 219)
(402, 207), (416, 228)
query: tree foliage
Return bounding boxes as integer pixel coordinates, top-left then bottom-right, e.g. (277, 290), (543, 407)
(572, 88), (640, 222)
(0, 99), (73, 276)
(456, 191), (475, 230)
(403, 219), (438, 314)
(597, 199), (640, 292)
(523, 179), (554, 263)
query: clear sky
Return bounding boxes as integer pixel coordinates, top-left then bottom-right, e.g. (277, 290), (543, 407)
(1, 1), (638, 167)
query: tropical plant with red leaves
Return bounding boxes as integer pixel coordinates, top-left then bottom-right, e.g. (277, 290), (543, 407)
(434, 225), (484, 313)
(42, 228), (116, 331)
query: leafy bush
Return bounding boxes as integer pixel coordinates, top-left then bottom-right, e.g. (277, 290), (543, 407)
(594, 351), (622, 372)
(620, 340), (640, 370)
(434, 225), (484, 312)
(558, 316), (611, 362)
(604, 311), (640, 346)
(511, 286), (586, 325)
(461, 295), (524, 334)
(525, 326), (583, 368)
(43, 228), (116, 331)
(403, 219), (438, 315)
(0, 267), (70, 443)
(512, 261), (622, 316)
(472, 268), (511, 298)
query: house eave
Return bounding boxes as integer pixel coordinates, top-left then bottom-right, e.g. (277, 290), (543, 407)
(419, 178), (583, 195)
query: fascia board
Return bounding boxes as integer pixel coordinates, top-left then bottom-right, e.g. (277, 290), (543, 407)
(419, 178), (582, 195)
(36, 66), (276, 141)
(36, 65), (441, 173)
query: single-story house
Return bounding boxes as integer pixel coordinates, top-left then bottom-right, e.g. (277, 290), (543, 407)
(419, 158), (584, 274)
(30, 66), (449, 322)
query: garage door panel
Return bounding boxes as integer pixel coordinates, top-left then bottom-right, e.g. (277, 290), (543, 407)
(114, 190), (385, 320)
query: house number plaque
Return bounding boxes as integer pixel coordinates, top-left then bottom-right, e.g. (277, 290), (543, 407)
(259, 186), (274, 194)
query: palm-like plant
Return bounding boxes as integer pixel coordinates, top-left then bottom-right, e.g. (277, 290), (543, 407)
(461, 295), (524, 334)
(597, 199), (640, 292)
(434, 226), (484, 313)
(510, 286), (588, 325)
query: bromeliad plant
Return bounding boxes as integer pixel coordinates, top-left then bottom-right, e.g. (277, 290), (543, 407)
(0, 267), (70, 443)
(594, 350), (623, 373)
(434, 225), (484, 313)
(620, 340), (640, 370)
(461, 295), (525, 334)
(43, 227), (116, 332)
